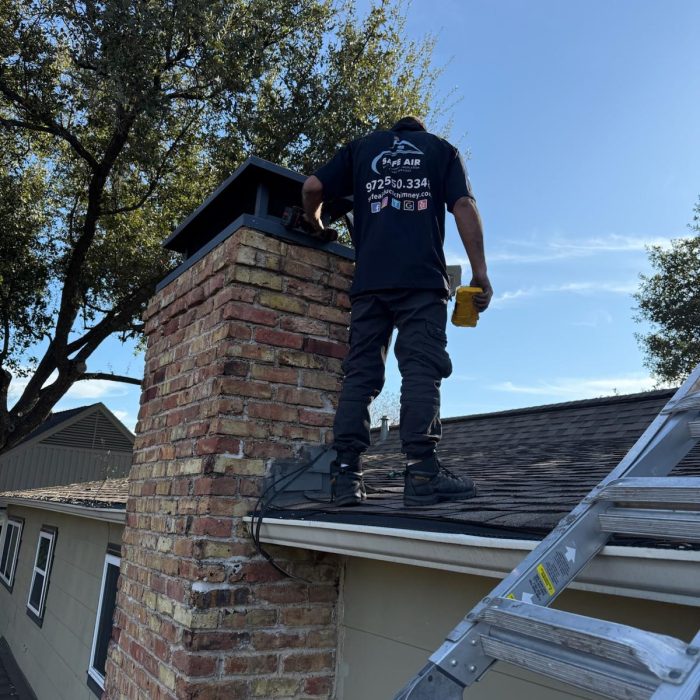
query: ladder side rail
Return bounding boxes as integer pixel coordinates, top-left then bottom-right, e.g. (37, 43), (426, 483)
(650, 630), (700, 700)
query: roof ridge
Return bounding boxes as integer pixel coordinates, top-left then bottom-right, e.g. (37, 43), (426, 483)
(370, 388), (677, 431)
(441, 388), (677, 424)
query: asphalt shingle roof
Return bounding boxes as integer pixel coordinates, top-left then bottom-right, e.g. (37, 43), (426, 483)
(277, 389), (700, 542)
(0, 478), (128, 509)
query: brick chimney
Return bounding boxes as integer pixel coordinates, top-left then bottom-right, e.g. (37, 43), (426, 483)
(105, 158), (354, 699)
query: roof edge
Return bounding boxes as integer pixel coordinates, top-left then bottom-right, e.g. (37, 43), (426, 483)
(249, 517), (700, 608)
(0, 496), (126, 524)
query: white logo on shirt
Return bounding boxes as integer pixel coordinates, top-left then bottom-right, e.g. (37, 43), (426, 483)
(371, 137), (424, 174)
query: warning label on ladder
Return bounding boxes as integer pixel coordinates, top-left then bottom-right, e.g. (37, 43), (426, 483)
(537, 564), (556, 596)
(530, 546), (576, 601)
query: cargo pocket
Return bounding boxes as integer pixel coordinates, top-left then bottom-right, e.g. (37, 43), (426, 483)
(425, 321), (453, 379)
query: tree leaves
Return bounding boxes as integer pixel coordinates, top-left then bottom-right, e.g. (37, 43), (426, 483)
(0, 0), (446, 451)
(634, 200), (700, 384)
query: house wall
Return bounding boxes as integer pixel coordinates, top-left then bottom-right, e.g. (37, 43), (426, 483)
(0, 444), (132, 491)
(0, 505), (124, 700)
(338, 557), (700, 700)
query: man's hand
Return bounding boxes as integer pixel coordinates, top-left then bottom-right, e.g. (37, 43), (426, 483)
(302, 212), (324, 232)
(302, 175), (325, 232)
(470, 273), (493, 311)
(452, 196), (492, 311)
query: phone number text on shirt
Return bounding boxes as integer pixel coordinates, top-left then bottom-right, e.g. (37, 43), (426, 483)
(365, 176), (430, 193)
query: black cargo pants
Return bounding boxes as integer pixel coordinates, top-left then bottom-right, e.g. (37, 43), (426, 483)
(332, 289), (452, 467)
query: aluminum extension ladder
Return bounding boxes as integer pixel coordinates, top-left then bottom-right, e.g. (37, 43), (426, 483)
(395, 364), (700, 700)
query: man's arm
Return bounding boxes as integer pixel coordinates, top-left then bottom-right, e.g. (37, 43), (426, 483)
(301, 175), (325, 232)
(452, 196), (493, 311)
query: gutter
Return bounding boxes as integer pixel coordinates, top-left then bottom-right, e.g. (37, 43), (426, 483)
(0, 496), (126, 525)
(249, 517), (700, 608)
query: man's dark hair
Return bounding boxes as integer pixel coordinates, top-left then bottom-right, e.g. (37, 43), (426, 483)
(391, 115), (427, 131)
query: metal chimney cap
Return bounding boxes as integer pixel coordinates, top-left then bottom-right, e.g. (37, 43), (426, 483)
(379, 415), (390, 442)
(156, 156), (354, 292)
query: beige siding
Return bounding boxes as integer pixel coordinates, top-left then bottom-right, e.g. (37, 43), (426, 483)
(338, 557), (699, 700)
(0, 506), (124, 700)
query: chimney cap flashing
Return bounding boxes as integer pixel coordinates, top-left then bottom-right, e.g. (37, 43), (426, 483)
(164, 156), (309, 255)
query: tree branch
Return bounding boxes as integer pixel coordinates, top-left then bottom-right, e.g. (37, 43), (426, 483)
(102, 108), (203, 216)
(78, 372), (142, 386)
(0, 79), (99, 170)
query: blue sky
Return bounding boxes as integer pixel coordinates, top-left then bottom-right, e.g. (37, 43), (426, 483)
(35, 0), (700, 431)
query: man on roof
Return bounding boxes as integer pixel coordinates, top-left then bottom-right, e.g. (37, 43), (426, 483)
(302, 116), (492, 507)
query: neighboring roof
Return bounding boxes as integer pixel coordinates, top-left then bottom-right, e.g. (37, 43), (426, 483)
(0, 478), (128, 524)
(21, 406), (87, 443)
(1, 402), (134, 459)
(269, 389), (700, 543)
(0, 478), (128, 507)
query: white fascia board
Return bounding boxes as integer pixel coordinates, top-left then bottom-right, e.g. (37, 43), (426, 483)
(248, 517), (700, 608)
(0, 496), (126, 524)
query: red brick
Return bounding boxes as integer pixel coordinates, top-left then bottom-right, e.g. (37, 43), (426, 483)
(307, 303), (348, 324)
(302, 337), (347, 359)
(283, 651), (334, 673)
(247, 402), (299, 423)
(280, 257), (326, 281)
(269, 423), (321, 441)
(172, 651), (217, 676)
(304, 676), (333, 696)
(218, 378), (272, 399)
(279, 316), (329, 336)
(223, 359), (249, 376)
(274, 385), (325, 408)
(176, 680), (250, 700)
(189, 517), (233, 537)
(253, 327), (303, 349)
(286, 277), (333, 303)
(185, 631), (250, 651)
(249, 365), (298, 385)
(221, 302), (278, 326)
(243, 441), (295, 459)
(255, 583), (309, 605)
(299, 370), (340, 392)
(195, 436), (241, 455)
(298, 409), (334, 427)
(224, 654), (278, 675)
(193, 477), (240, 496)
(277, 349), (326, 370)
(250, 631), (306, 651)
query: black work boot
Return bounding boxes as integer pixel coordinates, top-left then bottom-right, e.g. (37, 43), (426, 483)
(331, 460), (366, 506)
(404, 455), (477, 506)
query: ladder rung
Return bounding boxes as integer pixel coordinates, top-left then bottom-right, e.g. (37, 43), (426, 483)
(481, 637), (656, 700)
(596, 477), (700, 505)
(480, 598), (695, 682)
(599, 508), (700, 542)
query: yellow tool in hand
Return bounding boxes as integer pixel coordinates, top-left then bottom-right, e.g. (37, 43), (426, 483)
(451, 286), (483, 327)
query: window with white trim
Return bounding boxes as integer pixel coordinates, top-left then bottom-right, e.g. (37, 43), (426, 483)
(26, 526), (57, 624)
(0, 518), (23, 590)
(88, 551), (121, 693)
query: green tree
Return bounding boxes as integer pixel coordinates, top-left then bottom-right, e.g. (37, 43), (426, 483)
(635, 199), (700, 384)
(0, 0), (446, 454)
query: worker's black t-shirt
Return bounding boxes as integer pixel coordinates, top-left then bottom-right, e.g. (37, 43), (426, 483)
(313, 121), (474, 297)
